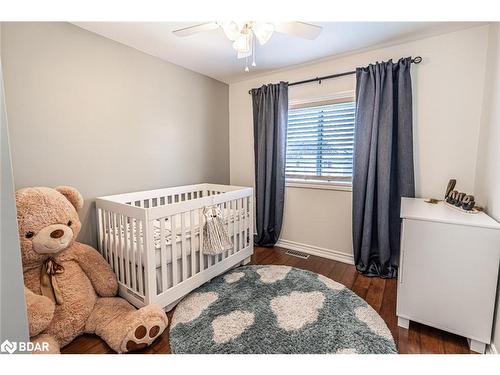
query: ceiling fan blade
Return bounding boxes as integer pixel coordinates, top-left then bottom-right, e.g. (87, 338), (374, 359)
(172, 22), (219, 37)
(274, 22), (322, 40)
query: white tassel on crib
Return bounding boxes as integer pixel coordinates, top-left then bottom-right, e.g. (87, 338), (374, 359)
(202, 205), (233, 255)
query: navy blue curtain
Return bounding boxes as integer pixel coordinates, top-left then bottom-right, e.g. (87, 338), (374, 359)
(352, 57), (415, 278)
(251, 82), (289, 247)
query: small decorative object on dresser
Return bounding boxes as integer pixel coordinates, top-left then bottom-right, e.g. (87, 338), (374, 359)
(397, 198), (500, 353)
(444, 178), (456, 198)
(443, 178), (477, 212)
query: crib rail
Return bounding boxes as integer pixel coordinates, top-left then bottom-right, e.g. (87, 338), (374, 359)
(96, 183), (253, 309)
(99, 183), (247, 205)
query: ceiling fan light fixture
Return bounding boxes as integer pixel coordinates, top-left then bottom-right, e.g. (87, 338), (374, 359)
(252, 22), (274, 45)
(220, 21), (243, 41)
(172, 21), (323, 73)
(232, 33), (252, 55)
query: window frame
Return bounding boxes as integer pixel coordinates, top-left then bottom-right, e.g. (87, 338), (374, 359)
(285, 91), (356, 191)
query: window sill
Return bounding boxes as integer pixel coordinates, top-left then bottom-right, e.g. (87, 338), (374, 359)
(285, 180), (353, 192)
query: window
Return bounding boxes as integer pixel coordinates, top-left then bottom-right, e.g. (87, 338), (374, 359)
(286, 97), (355, 186)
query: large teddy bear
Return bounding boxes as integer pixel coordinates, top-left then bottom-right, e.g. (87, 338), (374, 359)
(17, 186), (168, 353)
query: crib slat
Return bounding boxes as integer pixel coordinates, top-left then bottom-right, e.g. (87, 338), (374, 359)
(130, 218), (137, 292)
(124, 216), (131, 288)
(118, 214), (125, 283)
(115, 213), (121, 273)
(101, 209), (107, 261)
(199, 208), (205, 272)
(181, 213), (187, 281)
(207, 245), (213, 268)
(246, 197), (250, 248)
(104, 211), (108, 265)
(160, 217), (168, 293)
(190, 210), (196, 276)
(171, 215), (178, 286)
(112, 213), (120, 275)
(96, 208), (104, 255)
(239, 198), (244, 251)
(130, 217), (137, 291)
(235, 199), (239, 252)
(136, 220), (144, 295)
(233, 199), (238, 254)
(219, 203), (225, 262)
(223, 202), (229, 260)
(109, 212), (115, 271)
(241, 199), (245, 249)
(131, 219), (138, 291)
(106, 210), (112, 263)
(249, 193), (254, 256)
(206, 206), (213, 267)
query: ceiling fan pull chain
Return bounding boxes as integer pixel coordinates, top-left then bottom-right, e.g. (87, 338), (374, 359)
(252, 34), (256, 67)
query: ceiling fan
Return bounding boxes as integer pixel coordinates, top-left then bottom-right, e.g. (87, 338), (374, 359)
(172, 22), (323, 72)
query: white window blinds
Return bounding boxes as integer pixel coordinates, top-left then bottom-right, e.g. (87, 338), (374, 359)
(286, 99), (356, 184)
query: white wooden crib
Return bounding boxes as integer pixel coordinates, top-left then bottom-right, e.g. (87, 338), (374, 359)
(95, 183), (253, 311)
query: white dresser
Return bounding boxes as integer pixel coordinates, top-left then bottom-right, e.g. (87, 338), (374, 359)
(397, 198), (500, 353)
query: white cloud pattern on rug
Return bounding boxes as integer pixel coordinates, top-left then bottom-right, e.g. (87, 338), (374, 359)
(171, 292), (218, 328)
(354, 305), (393, 341)
(212, 311), (255, 344)
(270, 291), (325, 331)
(224, 272), (244, 284)
(256, 266), (291, 284)
(318, 274), (345, 291)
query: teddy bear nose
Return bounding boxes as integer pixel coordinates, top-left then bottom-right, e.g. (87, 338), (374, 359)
(50, 229), (64, 239)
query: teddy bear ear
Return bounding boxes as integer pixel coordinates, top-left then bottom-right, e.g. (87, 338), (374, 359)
(54, 186), (84, 210)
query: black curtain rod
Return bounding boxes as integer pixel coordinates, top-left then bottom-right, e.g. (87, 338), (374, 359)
(248, 56), (422, 94)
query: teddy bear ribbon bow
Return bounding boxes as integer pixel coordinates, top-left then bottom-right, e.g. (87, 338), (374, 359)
(40, 258), (65, 305)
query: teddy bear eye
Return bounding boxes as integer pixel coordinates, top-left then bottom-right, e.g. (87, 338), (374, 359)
(67, 220), (72, 226)
(25, 231), (34, 238)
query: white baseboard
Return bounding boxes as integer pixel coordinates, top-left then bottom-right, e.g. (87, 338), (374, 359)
(487, 343), (498, 354)
(276, 239), (354, 265)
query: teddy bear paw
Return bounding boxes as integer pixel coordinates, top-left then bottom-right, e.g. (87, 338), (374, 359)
(120, 305), (168, 353)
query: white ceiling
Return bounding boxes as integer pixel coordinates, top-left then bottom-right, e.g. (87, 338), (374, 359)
(73, 22), (482, 83)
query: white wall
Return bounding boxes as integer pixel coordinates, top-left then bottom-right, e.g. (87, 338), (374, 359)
(0, 22), (29, 350)
(229, 25), (489, 261)
(474, 23), (500, 353)
(1, 22), (230, 246)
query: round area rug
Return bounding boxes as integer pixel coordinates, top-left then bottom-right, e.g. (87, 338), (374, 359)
(170, 265), (397, 354)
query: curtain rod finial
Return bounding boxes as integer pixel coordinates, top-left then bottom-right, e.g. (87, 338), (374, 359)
(413, 56), (422, 64)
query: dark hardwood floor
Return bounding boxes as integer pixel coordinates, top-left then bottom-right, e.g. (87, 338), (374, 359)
(62, 246), (471, 354)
